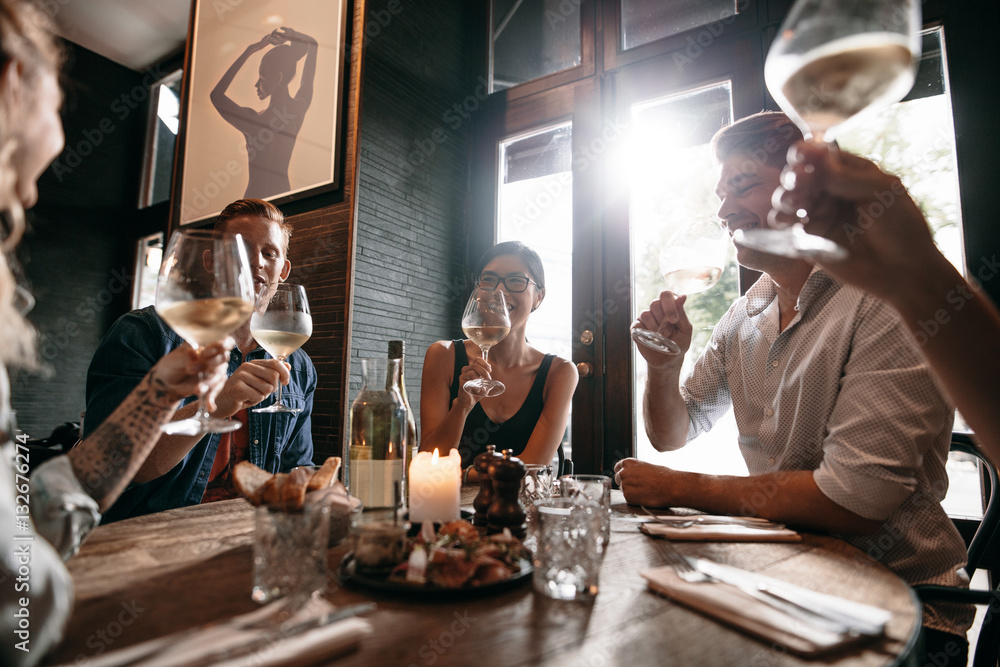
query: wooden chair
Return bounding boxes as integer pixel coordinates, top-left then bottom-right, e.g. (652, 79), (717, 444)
(914, 432), (999, 667)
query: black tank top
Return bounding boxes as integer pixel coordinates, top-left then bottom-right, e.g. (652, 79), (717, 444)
(449, 340), (555, 468)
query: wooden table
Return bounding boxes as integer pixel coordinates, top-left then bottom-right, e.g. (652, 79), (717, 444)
(44, 489), (921, 666)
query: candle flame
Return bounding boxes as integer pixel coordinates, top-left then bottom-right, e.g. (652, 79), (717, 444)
(431, 448), (440, 464)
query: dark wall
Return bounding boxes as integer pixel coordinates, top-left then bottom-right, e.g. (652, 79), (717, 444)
(350, 0), (481, 433)
(11, 44), (148, 437)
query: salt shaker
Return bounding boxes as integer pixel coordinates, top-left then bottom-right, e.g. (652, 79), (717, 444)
(486, 449), (526, 538)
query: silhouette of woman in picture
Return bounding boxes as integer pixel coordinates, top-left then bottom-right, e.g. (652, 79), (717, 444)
(211, 27), (317, 199)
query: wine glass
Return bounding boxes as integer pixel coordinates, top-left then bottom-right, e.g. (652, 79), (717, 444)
(250, 283), (313, 413)
(156, 229), (255, 435)
(735, 0), (921, 261)
(631, 219), (730, 355)
(461, 289), (511, 397)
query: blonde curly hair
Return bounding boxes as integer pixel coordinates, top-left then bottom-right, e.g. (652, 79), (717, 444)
(0, 0), (62, 368)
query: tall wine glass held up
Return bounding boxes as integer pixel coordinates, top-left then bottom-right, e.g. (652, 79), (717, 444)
(631, 218), (730, 355)
(155, 229), (255, 436)
(735, 0), (921, 261)
(461, 289), (511, 398)
(250, 283), (312, 413)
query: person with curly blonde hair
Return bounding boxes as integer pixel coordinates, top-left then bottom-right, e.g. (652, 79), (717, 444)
(0, 3), (231, 664)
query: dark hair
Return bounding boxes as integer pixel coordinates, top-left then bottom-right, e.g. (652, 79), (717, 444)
(259, 44), (299, 85)
(710, 111), (803, 169)
(214, 198), (291, 253)
(474, 241), (545, 289)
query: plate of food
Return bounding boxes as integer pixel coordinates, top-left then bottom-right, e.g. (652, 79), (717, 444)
(340, 520), (533, 599)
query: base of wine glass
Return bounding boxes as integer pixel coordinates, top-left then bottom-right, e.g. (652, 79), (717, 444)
(463, 378), (506, 398)
(733, 225), (848, 262)
(162, 415), (242, 436)
(253, 403), (303, 414)
(630, 327), (682, 355)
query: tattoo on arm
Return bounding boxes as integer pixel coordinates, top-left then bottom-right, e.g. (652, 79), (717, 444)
(69, 373), (182, 509)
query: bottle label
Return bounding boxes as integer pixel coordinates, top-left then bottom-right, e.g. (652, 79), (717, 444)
(351, 458), (403, 509)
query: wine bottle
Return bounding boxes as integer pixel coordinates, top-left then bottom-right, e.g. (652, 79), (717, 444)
(347, 358), (408, 509)
(387, 340), (419, 464)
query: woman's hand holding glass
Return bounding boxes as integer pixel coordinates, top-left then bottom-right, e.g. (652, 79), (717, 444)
(770, 141), (937, 300)
(147, 339), (234, 411)
(736, 0), (921, 262)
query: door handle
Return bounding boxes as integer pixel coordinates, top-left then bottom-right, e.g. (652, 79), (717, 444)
(576, 362), (594, 377)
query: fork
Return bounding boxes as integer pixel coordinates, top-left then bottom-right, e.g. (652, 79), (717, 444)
(652, 539), (860, 636)
(641, 506), (788, 531)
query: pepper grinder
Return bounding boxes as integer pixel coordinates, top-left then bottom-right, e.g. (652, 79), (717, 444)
(486, 449), (526, 539)
(472, 445), (500, 530)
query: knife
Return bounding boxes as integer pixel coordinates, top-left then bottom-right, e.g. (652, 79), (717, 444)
(692, 558), (887, 637)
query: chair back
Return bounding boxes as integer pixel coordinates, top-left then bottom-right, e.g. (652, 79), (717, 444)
(951, 432), (999, 581)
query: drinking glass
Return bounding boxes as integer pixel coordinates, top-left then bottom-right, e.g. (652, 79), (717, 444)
(461, 289), (511, 397)
(155, 229), (255, 435)
(559, 474), (612, 552)
(631, 219), (730, 355)
(532, 497), (602, 601)
(735, 0), (921, 261)
(520, 464), (555, 550)
(250, 283), (312, 413)
(252, 502), (330, 603)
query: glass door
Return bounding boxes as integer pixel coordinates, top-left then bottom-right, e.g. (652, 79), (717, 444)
(623, 82), (747, 476)
(497, 122), (575, 462)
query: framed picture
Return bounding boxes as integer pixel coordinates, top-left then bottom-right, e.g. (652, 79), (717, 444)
(175, 0), (348, 226)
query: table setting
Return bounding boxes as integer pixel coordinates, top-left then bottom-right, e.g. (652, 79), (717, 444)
(45, 452), (921, 667)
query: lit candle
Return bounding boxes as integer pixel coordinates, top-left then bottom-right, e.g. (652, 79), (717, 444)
(408, 449), (461, 523)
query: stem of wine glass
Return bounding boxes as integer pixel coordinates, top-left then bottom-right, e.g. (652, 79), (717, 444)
(480, 346), (491, 369)
(193, 370), (212, 422)
(274, 356), (286, 406)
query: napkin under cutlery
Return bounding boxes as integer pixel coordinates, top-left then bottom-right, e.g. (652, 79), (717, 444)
(641, 559), (891, 656)
(58, 597), (374, 667)
(639, 514), (802, 542)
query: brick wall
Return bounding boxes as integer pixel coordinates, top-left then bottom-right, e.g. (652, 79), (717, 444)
(348, 0), (480, 442)
(11, 46), (147, 438)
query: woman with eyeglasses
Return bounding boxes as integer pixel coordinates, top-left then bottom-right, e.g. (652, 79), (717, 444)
(420, 241), (579, 478)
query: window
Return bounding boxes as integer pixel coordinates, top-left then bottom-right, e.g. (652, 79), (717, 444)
(132, 233), (163, 309)
(478, 1), (989, 482)
(497, 122), (574, 460)
(491, 0), (581, 91)
(627, 82), (746, 475)
(621, 0), (739, 51)
(140, 69), (183, 208)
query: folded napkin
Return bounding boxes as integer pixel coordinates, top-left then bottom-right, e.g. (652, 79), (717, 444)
(639, 515), (801, 542)
(642, 559), (891, 656)
(60, 597), (373, 667)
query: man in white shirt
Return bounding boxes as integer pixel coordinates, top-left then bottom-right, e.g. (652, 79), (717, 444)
(616, 112), (972, 662)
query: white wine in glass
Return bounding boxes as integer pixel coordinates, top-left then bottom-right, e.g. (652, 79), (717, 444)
(735, 0), (921, 261)
(156, 229), (255, 436)
(632, 219), (730, 355)
(461, 289), (511, 397)
(250, 283), (312, 413)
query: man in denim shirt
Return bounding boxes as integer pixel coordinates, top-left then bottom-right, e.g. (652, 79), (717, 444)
(83, 199), (316, 521)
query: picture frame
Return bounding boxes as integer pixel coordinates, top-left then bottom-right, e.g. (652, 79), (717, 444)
(174, 0), (348, 226)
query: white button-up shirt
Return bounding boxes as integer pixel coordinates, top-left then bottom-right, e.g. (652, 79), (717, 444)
(681, 268), (971, 635)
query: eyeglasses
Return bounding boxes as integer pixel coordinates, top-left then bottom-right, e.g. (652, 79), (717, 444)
(476, 273), (540, 293)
